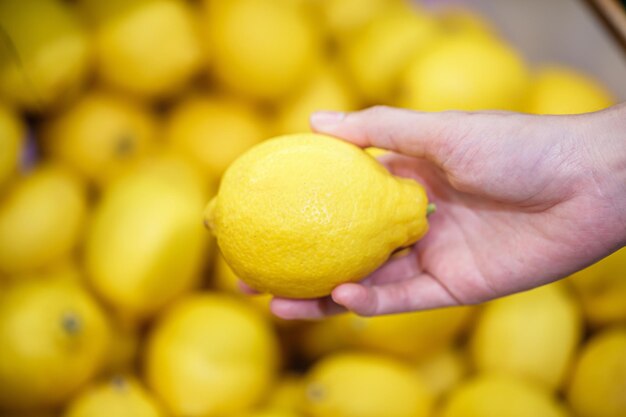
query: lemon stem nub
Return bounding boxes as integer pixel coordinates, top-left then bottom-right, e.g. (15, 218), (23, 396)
(426, 203), (437, 216)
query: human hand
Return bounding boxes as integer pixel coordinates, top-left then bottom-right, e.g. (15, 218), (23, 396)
(265, 104), (626, 319)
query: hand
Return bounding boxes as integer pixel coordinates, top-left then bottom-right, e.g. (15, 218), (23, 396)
(265, 104), (626, 319)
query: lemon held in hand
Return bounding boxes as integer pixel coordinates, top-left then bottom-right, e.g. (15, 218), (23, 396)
(204, 133), (431, 299)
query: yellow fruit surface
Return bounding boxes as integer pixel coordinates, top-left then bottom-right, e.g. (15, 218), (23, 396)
(567, 327), (626, 417)
(85, 156), (209, 321)
(471, 284), (581, 390)
(400, 35), (529, 111)
(204, 0), (320, 101)
(524, 66), (614, 115)
(41, 91), (157, 185)
(0, 277), (110, 411)
(263, 374), (305, 413)
(0, 103), (24, 190)
(415, 348), (468, 398)
(319, 0), (401, 40)
(0, 165), (86, 275)
(206, 133), (430, 298)
(80, 0), (202, 99)
(0, 0), (90, 111)
(304, 352), (433, 417)
(165, 95), (266, 181)
(64, 376), (166, 417)
(145, 293), (279, 417)
(440, 374), (568, 417)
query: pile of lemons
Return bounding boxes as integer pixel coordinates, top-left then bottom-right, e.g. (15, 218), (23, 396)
(0, 0), (623, 417)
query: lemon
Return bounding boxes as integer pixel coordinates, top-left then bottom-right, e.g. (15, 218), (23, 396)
(343, 4), (441, 104)
(440, 374), (568, 417)
(264, 374), (305, 413)
(234, 410), (301, 417)
(100, 321), (139, 376)
(0, 276), (110, 411)
(145, 293), (279, 417)
(567, 327), (626, 417)
(524, 66), (614, 115)
(416, 348), (468, 399)
(274, 65), (358, 135)
(204, 0), (321, 101)
(64, 376), (165, 417)
(165, 95), (267, 182)
(0, 0), (90, 111)
(567, 248), (626, 327)
(41, 90), (157, 186)
(0, 103), (24, 191)
(400, 35), (529, 111)
(319, 0), (401, 41)
(364, 147), (389, 158)
(0, 165), (86, 275)
(79, 0), (202, 99)
(471, 284), (581, 390)
(331, 306), (474, 360)
(437, 8), (495, 39)
(206, 133), (430, 298)
(304, 352), (433, 417)
(85, 155), (209, 321)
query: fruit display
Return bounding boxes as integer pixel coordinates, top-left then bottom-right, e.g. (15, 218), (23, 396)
(0, 0), (623, 416)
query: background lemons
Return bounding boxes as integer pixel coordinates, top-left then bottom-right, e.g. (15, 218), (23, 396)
(0, 103), (24, 191)
(0, 276), (109, 411)
(145, 293), (279, 417)
(41, 90), (157, 185)
(0, 0), (90, 111)
(0, 165), (86, 275)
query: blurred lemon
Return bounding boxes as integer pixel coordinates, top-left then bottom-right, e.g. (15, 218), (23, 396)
(145, 293), (279, 417)
(415, 347), (468, 399)
(332, 306), (474, 360)
(85, 155), (209, 321)
(524, 66), (614, 115)
(204, 0), (321, 101)
(41, 90), (157, 185)
(437, 8), (495, 39)
(364, 147), (389, 158)
(567, 248), (626, 327)
(567, 327), (626, 417)
(0, 276), (110, 411)
(304, 352), (433, 417)
(264, 374), (305, 413)
(274, 65), (358, 135)
(343, 4), (441, 103)
(319, 0), (401, 41)
(79, 0), (202, 99)
(234, 410), (301, 417)
(165, 95), (266, 182)
(0, 103), (24, 191)
(0, 0), (90, 111)
(400, 35), (529, 111)
(471, 284), (581, 390)
(100, 321), (139, 376)
(64, 376), (165, 417)
(205, 134), (430, 298)
(0, 165), (86, 275)
(440, 374), (568, 417)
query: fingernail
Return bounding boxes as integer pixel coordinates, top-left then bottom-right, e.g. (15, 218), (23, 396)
(310, 111), (345, 129)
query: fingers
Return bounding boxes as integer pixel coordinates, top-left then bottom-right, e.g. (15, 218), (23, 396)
(270, 296), (347, 320)
(331, 272), (462, 316)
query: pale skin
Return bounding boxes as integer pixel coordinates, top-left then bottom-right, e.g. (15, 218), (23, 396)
(246, 104), (626, 319)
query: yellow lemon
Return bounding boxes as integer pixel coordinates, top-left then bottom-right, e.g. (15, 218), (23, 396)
(234, 410), (301, 417)
(319, 0), (402, 41)
(145, 293), (279, 417)
(0, 165), (86, 275)
(415, 347), (468, 399)
(471, 283), (581, 390)
(304, 352), (433, 417)
(0, 276), (110, 411)
(364, 147), (389, 158)
(274, 65), (358, 135)
(85, 155), (209, 321)
(343, 4), (441, 103)
(79, 0), (202, 99)
(0, 0), (90, 111)
(99, 321), (139, 376)
(205, 133), (431, 299)
(524, 66), (614, 115)
(165, 95), (267, 182)
(331, 306), (474, 360)
(567, 327), (626, 417)
(264, 374), (305, 413)
(440, 374), (568, 417)
(204, 0), (321, 101)
(41, 90), (157, 185)
(64, 376), (165, 417)
(437, 8), (495, 39)
(400, 35), (529, 111)
(0, 103), (24, 191)
(567, 248), (626, 327)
